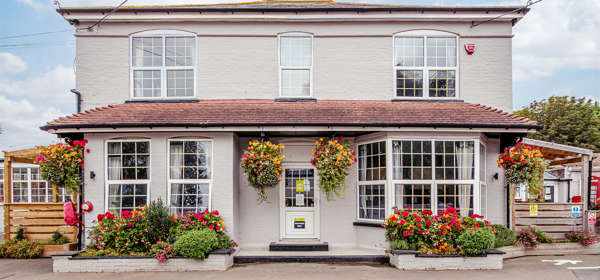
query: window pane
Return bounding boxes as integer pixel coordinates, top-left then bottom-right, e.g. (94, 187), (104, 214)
(428, 70), (456, 98)
(426, 37), (456, 67)
(132, 37), (163, 67)
(396, 70), (423, 97)
(395, 184), (431, 212)
(437, 184), (473, 216)
(359, 184), (385, 220)
(107, 141), (150, 181)
(170, 140), (211, 180)
(170, 183), (210, 215)
(108, 184), (148, 213)
(392, 140), (432, 180)
(280, 36), (312, 67)
(394, 37), (424, 67)
(165, 37), (195, 67)
(434, 140), (474, 180)
(133, 70), (161, 97)
(358, 141), (386, 182)
(281, 69), (310, 97)
(167, 70), (194, 97)
(479, 144), (486, 181)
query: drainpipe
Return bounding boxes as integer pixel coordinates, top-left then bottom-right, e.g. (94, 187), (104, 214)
(567, 180), (571, 203)
(70, 89), (81, 113)
(506, 183), (510, 228)
(70, 89), (84, 250)
(588, 159), (593, 208)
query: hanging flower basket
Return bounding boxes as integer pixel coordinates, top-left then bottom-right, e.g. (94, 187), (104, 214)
(240, 140), (285, 203)
(497, 142), (547, 202)
(36, 140), (87, 193)
(311, 137), (357, 200)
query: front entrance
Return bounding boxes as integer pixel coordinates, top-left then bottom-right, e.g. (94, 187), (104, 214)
(280, 166), (319, 239)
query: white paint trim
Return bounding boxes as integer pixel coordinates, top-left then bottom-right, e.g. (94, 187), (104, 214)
(278, 32), (314, 98)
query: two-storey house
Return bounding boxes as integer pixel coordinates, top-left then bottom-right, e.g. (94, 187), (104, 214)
(45, 0), (537, 250)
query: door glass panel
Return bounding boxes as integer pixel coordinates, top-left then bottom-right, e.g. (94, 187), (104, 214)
(284, 168), (315, 207)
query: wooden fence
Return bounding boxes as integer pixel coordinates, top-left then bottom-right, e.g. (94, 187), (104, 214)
(4, 203), (77, 242)
(513, 203), (584, 240)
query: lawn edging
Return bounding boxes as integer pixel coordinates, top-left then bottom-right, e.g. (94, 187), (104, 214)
(499, 243), (600, 259)
(389, 249), (505, 270)
(52, 248), (236, 272)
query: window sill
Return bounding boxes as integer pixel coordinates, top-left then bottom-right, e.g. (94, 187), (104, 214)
(353, 221), (384, 228)
(391, 98), (464, 103)
(275, 98), (316, 103)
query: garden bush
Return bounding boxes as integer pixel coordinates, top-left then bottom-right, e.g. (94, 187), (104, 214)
(384, 207), (495, 255)
(151, 241), (176, 263)
(15, 227), (25, 241)
(457, 228), (495, 256)
(49, 231), (69, 245)
(169, 210), (236, 250)
(0, 240), (43, 259)
(535, 230), (553, 244)
(173, 229), (219, 260)
(146, 199), (172, 244)
(90, 206), (152, 254)
(566, 230), (599, 246)
(517, 227), (540, 249)
(492, 224), (516, 248)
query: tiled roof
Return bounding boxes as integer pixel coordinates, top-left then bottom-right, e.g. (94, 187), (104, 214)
(42, 99), (539, 131)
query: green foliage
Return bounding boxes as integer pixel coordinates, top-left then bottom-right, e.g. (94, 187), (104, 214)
(146, 199), (173, 244)
(0, 240), (43, 259)
(173, 229), (219, 260)
(566, 230), (599, 246)
(151, 241), (176, 263)
(492, 224), (516, 248)
(89, 207), (152, 255)
(15, 227), (25, 241)
(515, 96), (600, 152)
(517, 227), (540, 249)
(457, 228), (495, 256)
(535, 230), (553, 244)
(390, 239), (411, 250)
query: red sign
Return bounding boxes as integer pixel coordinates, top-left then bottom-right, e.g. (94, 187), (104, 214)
(465, 43), (476, 55)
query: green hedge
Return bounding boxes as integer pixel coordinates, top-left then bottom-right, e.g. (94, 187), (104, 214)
(173, 229), (220, 260)
(457, 228), (495, 256)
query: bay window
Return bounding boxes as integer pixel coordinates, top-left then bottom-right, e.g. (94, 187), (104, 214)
(106, 140), (150, 213)
(392, 140), (476, 216)
(168, 140), (212, 215)
(394, 33), (458, 98)
(131, 31), (196, 98)
(357, 141), (387, 221)
(279, 33), (313, 97)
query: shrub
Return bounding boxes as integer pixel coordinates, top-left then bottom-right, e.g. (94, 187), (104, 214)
(457, 228), (495, 256)
(566, 230), (599, 246)
(15, 227), (25, 241)
(492, 224), (516, 248)
(384, 207), (494, 255)
(151, 241), (176, 263)
(390, 239), (410, 250)
(169, 210), (236, 249)
(517, 228), (540, 249)
(89, 206), (152, 255)
(50, 231), (69, 245)
(535, 230), (553, 244)
(146, 199), (173, 244)
(0, 240), (43, 259)
(173, 229), (219, 260)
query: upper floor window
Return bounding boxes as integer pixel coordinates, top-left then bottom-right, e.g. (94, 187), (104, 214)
(394, 32), (458, 98)
(131, 31), (196, 98)
(279, 33), (313, 97)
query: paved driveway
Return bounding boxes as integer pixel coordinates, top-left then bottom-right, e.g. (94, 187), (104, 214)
(0, 254), (598, 280)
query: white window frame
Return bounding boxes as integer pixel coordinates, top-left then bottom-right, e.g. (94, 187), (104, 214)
(129, 30), (197, 99)
(479, 141), (487, 217)
(167, 138), (213, 215)
(11, 166), (52, 203)
(390, 137), (480, 215)
(104, 139), (151, 212)
(392, 30), (460, 99)
(356, 139), (388, 222)
(278, 32), (314, 98)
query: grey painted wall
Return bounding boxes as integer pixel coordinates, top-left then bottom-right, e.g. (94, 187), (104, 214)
(75, 21), (513, 112)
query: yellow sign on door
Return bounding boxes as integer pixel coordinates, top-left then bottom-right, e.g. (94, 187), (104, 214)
(295, 180), (305, 192)
(529, 204), (538, 216)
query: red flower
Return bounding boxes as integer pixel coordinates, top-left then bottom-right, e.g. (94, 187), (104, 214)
(97, 213), (106, 222)
(402, 211), (409, 218)
(425, 220), (432, 226)
(399, 220), (407, 225)
(209, 225), (214, 230)
(212, 210), (219, 216)
(338, 136), (344, 141)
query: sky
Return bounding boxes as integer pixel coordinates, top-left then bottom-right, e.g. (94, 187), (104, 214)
(0, 0), (598, 151)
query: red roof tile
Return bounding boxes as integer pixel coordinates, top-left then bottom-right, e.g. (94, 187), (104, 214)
(41, 99), (539, 130)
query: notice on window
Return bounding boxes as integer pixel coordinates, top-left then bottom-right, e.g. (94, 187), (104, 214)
(529, 204), (538, 216)
(296, 180), (305, 192)
(295, 194), (305, 206)
(571, 206), (580, 218)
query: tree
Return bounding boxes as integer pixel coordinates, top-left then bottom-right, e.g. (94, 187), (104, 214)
(514, 96), (600, 152)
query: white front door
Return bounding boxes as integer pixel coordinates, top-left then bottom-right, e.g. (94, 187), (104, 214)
(280, 166), (319, 239)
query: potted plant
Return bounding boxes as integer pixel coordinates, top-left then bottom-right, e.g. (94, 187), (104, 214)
(36, 140), (87, 194)
(240, 140), (285, 203)
(497, 142), (547, 203)
(310, 137), (357, 200)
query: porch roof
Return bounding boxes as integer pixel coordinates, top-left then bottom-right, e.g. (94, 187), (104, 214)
(521, 138), (594, 166)
(41, 99), (539, 131)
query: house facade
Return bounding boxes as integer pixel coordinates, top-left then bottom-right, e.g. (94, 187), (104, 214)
(46, 0), (537, 250)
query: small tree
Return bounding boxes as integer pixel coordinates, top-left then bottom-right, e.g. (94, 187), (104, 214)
(515, 96), (600, 151)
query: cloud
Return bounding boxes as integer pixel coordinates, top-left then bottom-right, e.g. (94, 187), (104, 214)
(513, 0), (600, 81)
(0, 64), (75, 106)
(17, 0), (52, 10)
(0, 53), (28, 75)
(0, 96), (64, 150)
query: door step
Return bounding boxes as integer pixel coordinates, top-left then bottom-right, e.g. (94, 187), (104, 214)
(234, 254), (389, 264)
(269, 241), (329, 251)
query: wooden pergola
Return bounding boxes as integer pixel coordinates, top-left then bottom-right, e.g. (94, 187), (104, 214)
(3, 147), (78, 243)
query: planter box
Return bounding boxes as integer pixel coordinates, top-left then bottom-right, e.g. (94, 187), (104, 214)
(389, 249), (504, 270)
(52, 248), (235, 272)
(42, 243), (78, 257)
(499, 242), (600, 259)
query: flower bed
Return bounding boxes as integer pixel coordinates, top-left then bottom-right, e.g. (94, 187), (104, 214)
(389, 249), (505, 270)
(499, 242), (600, 259)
